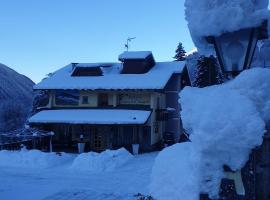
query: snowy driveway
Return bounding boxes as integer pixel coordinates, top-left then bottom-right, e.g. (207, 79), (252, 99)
(0, 152), (157, 200)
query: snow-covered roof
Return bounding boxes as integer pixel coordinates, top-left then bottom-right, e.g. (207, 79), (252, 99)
(75, 63), (114, 68)
(34, 61), (185, 90)
(28, 109), (151, 125)
(118, 51), (152, 60)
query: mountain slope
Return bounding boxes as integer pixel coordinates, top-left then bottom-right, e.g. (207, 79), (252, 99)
(0, 63), (34, 132)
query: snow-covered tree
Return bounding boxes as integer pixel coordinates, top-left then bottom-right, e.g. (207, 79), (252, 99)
(173, 42), (186, 61)
(194, 55), (224, 88)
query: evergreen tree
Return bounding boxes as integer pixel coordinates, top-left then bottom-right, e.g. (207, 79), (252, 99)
(194, 55), (224, 88)
(173, 42), (186, 61)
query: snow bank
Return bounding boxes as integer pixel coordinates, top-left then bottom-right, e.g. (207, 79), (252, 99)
(150, 68), (269, 199)
(227, 68), (270, 121)
(185, 0), (270, 53)
(150, 143), (201, 200)
(71, 148), (133, 172)
(0, 149), (71, 168)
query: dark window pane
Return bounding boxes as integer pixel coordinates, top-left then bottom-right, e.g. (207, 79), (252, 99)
(55, 90), (79, 106)
(71, 67), (103, 76)
(82, 96), (89, 104)
(98, 93), (108, 106)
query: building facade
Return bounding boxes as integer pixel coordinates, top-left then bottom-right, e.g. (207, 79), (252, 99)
(29, 51), (186, 153)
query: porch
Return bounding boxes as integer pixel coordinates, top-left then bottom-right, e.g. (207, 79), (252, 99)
(28, 109), (154, 153)
(40, 124), (152, 153)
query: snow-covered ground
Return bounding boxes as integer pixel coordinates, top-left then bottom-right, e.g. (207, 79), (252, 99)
(0, 149), (157, 200)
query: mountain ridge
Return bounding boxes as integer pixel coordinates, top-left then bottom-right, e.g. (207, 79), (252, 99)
(0, 63), (34, 132)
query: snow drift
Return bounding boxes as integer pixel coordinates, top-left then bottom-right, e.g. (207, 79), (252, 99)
(185, 0), (270, 53)
(71, 148), (133, 172)
(0, 149), (71, 168)
(150, 68), (270, 200)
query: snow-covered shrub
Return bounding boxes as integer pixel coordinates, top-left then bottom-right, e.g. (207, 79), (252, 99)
(150, 68), (269, 200)
(71, 148), (133, 172)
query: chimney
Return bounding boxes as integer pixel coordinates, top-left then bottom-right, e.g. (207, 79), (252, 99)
(118, 51), (155, 74)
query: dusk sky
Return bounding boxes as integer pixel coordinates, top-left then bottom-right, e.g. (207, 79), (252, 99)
(0, 0), (194, 83)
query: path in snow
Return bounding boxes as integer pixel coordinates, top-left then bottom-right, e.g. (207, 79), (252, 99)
(0, 152), (157, 200)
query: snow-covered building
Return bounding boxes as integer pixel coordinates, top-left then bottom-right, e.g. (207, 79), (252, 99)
(29, 51), (186, 152)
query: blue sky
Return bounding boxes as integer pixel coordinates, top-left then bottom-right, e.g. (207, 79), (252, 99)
(0, 0), (194, 83)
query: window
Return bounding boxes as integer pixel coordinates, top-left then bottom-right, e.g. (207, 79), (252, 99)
(82, 96), (89, 104)
(55, 90), (79, 106)
(98, 93), (108, 106)
(118, 93), (150, 105)
(71, 67), (103, 76)
(36, 90), (50, 107)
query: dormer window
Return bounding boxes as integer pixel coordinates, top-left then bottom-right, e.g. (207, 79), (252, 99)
(71, 66), (103, 76)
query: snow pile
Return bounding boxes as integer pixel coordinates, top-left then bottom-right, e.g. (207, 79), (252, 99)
(228, 68), (270, 121)
(0, 149), (71, 168)
(71, 148), (133, 172)
(185, 0), (270, 52)
(150, 143), (201, 200)
(150, 68), (270, 200)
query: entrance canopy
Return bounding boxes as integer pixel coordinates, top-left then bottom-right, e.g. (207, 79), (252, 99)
(28, 109), (151, 125)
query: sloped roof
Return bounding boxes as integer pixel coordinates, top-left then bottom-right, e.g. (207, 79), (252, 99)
(28, 109), (151, 125)
(34, 61), (185, 90)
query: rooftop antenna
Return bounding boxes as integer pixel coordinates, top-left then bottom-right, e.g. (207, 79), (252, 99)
(125, 37), (136, 51)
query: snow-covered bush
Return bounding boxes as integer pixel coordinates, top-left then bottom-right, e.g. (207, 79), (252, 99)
(185, 0), (270, 53)
(150, 68), (270, 200)
(71, 148), (133, 172)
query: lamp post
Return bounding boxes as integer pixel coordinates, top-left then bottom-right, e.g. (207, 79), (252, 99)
(202, 20), (269, 200)
(206, 20), (268, 77)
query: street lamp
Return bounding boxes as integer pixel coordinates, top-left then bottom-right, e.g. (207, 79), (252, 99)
(206, 20), (268, 77)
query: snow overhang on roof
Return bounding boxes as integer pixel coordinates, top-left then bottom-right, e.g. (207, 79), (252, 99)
(28, 109), (151, 125)
(34, 61), (185, 90)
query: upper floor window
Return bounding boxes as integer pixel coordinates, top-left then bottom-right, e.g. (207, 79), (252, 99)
(55, 90), (79, 106)
(82, 96), (89, 104)
(118, 93), (150, 105)
(98, 93), (108, 106)
(35, 90), (50, 108)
